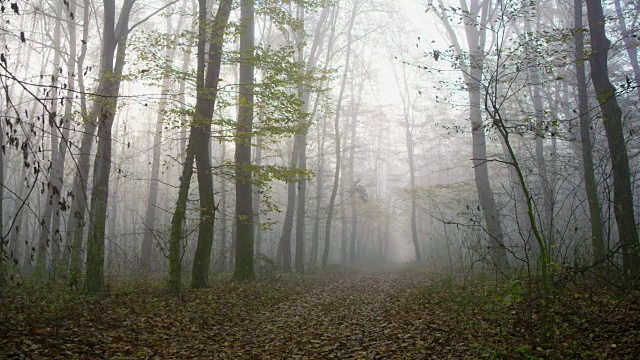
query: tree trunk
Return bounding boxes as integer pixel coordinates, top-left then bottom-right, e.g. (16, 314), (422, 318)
(323, 0), (358, 267)
(168, 141), (194, 293)
(35, 3), (63, 273)
(465, 2), (508, 271)
(233, 0), (255, 281)
(0, 111), (4, 286)
(347, 75), (363, 265)
(613, 0), (640, 100)
(524, 8), (553, 252)
(85, 0), (134, 293)
(308, 7), (333, 267)
(253, 135), (263, 256)
(64, 0), (92, 276)
(340, 174), (348, 263)
(433, 0), (509, 270)
(279, 139), (299, 272)
(585, 0), (640, 277)
(141, 12), (181, 274)
(50, 2), (77, 272)
(216, 133), (228, 272)
(190, 0), (232, 289)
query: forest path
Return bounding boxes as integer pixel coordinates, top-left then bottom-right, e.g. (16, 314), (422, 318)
(1, 271), (474, 359)
(215, 271), (465, 359)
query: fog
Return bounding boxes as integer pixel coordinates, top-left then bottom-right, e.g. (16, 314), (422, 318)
(1, 0), (639, 288)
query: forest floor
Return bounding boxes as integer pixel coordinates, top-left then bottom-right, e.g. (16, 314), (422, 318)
(1, 268), (639, 359)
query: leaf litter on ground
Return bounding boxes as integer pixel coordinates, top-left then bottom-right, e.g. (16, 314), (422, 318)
(1, 270), (638, 359)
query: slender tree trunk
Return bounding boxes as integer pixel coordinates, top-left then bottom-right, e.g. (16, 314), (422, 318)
(310, 114), (326, 266)
(234, 0), (255, 280)
(86, 0), (135, 293)
(308, 7), (332, 267)
(0, 115), (4, 285)
(347, 76), (362, 265)
(293, 3), (329, 274)
(166, 0), (232, 291)
(585, 0), (640, 277)
(613, 0), (640, 100)
(142, 13), (179, 274)
(323, 0), (358, 267)
(35, 3), (63, 273)
(524, 8), (553, 252)
(433, 0), (508, 270)
(190, 0), (232, 288)
(467, 18), (509, 271)
(253, 135), (263, 256)
(279, 139), (299, 272)
(340, 174), (348, 263)
(216, 134), (228, 272)
(64, 0), (92, 274)
(50, 2), (77, 272)
(168, 141), (194, 293)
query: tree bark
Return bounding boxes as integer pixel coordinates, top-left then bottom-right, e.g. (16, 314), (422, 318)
(585, 0), (639, 277)
(433, 0), (509, 270)
(279, 139), (299, 272)
(190, 0), (232, 289)
(253, 135), (263, 257)
(233, 0), (255, 281)
(64, 0), (92, 277)
(86, 24), (131, 293)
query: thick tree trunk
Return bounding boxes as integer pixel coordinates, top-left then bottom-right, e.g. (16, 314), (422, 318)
(234, 0), (255, 281)
(585, 0), (640, 277)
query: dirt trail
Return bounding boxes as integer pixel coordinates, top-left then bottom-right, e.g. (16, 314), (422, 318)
(210, 272), (465, 359)
(1, 271), (474, 359)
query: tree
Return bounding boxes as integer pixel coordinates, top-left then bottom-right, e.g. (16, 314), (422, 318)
(573, 0), (604, 268)
(85, 0), (136, 293)
(141, 0), (189, 274)
(234, 0), (256, 281)
(429, 0), (509, 270)
(585, 0), (640, 277)
(167, 0), (233, 292)
(323, 0), (359, 267)
(391, 58), (423, 264)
